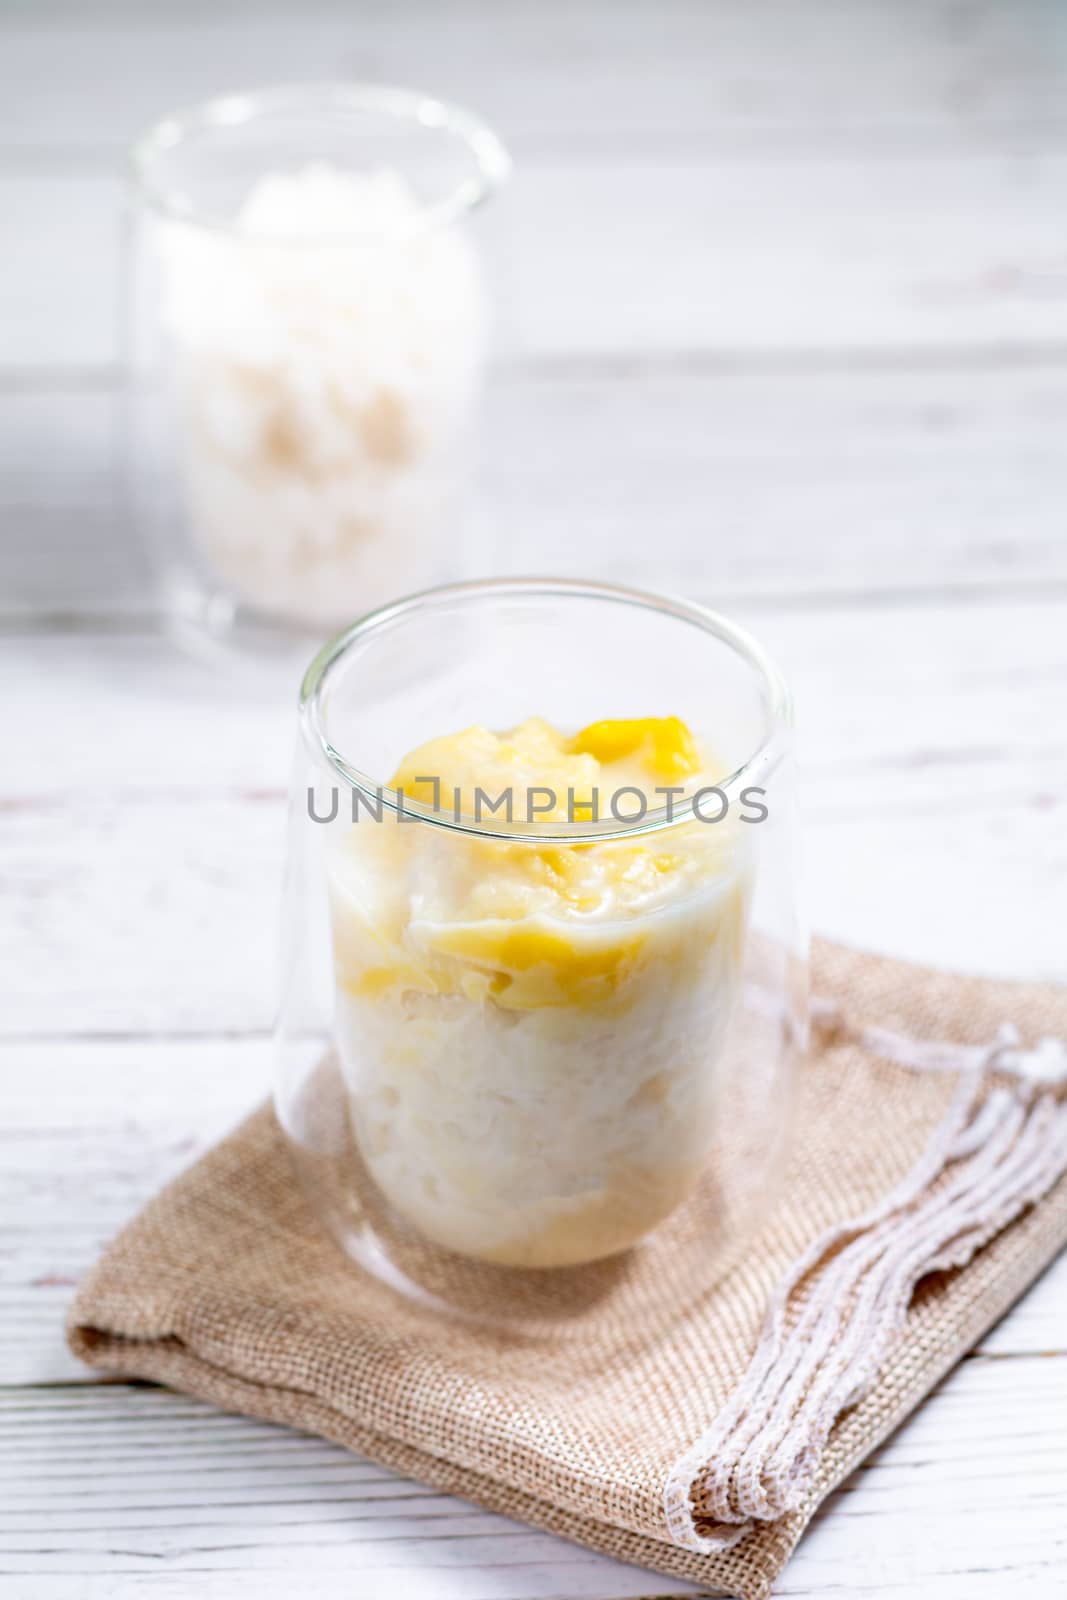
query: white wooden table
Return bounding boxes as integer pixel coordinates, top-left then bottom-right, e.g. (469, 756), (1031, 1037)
(3, 3), (1066, 1596)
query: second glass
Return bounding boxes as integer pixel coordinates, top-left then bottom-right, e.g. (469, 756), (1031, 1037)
(128, 84), (510, 644)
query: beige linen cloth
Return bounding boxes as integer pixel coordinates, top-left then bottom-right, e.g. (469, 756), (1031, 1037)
(68, 941), (1067, 1600)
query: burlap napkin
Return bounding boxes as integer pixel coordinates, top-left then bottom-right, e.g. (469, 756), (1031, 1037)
(68, 941), (1067, 1600)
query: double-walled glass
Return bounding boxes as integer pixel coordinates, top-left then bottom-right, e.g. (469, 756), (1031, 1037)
(276, 579), (806, 1330)
(127, 85), (509, 646)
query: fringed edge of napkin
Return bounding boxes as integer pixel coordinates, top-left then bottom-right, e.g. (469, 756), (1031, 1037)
(663, 1014), (1067, 1554)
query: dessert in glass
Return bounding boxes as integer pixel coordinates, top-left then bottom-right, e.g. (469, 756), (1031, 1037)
(276, 579), (806, 1327)
(127, 86), (509, 645)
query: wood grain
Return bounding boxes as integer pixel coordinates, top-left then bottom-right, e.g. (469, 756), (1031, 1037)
(6, 365), (1067, 618)
(1, 1361), (1065, 1597)
(3, 0), (1063, 161)
(6, 149), (1067, 374)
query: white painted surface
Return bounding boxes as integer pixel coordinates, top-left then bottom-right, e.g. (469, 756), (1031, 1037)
(1, 2), (1065, 1597)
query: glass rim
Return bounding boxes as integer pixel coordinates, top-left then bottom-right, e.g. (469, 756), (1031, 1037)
(130, 81), (512, 241)
(298, 578), (793, 845)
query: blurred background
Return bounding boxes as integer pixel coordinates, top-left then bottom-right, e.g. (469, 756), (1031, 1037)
(6, 2), (1067, 611)
(3, 0), (1066, 1027)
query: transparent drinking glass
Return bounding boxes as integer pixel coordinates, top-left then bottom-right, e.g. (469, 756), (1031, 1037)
(127, 85), (510, 649)
(276, 578), (806, 1333)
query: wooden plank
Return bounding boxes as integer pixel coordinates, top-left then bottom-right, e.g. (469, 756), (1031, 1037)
(0, 1360), (1064, 1596)
(0, 1388), (704, 1599)
(505, 151), (1067, 361)
(1, 0), (1062, 161)
(484, 365), (1067, 595)
(6, 141), (1067, 375)
(0, 795), (285, 1036)
(5, 364), (1067, 618)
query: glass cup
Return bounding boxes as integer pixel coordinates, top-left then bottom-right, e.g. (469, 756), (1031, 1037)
(276, 578), (806, 1332)
(127, 84), (510, 649)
